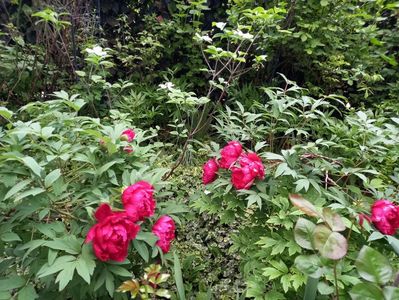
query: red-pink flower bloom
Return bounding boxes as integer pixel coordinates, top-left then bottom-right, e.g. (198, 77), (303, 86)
(123, 145), (134, 153)
(202, 158), (219, 184)
(122, 181), (155, 221)
(239, 152), (265, 180)
(85, 203), (140, 262)
(121, 129), (136, 142)
(219, 141), (242, 169)
(231, 166), (255, 190)
(371, 199), (399, 235)
(152, 215), (176, 253)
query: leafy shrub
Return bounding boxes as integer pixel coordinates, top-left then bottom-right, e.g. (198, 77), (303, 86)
(195, 79), (399, 298)
(0, 92), (186, 299)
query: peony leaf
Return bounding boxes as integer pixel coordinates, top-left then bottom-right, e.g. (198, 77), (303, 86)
(133, 240), (149, 262)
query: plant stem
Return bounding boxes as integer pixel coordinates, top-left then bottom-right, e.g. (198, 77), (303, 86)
(333, 262), (340, 300)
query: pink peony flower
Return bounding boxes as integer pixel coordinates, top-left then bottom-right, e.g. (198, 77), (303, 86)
(85, 203), (140, 262)
(239, 152), (265, 180)
(219, 141), (242, 169)
(152, 215), (176, 253)
(371, 199), (399, 235)
(231, 166), (256, 190)
(202, 158), (219, 184)
(122, 181), (155, 221)
(121, 129), (136, 142)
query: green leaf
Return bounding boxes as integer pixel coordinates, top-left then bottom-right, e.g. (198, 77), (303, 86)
(295, 255), (323, 278)
(0, 276), (25, 291)
(136, 231), (158, 247)
(14, 188), (45, 202)
(294, 218), (316, 250)
(75, 70), (86, 77)
(4, 179), (32, 200)
(76, 254), (95, 284)
(20, 157), (43, 178)
(289, 194), (320, 217)
(17, 284), (38, 300)
(275, 163), (289, 177)
(80, 243), (96, 271)
(105, 270), (115, 297)
(320, 0), (329, 6)
(295, 179), (310, 192)
(173, 252), (186, 300)
(55, 261), (76, 291)
(264, 152), (284, 161)
(108, 265), (132, 277)
(313, 225), (347, 260)
(368, 231), (384, 242)
(37, 255), (76, 278)
(317, 282), (334, 295)
(1, 232), (21, 242)
(322, 208), (345, 232)
(349, 283), (384, 300)
(48, 249), (57, 265)
(303, 276), (319, 300)
(383, 287), (399, 300)
(355, 246), (393, 285)
(44, 169), (61, 188)
(133, 239), (149, 262)
(247, 194), (262, 209)
(19, 239), (46, 260)
(0, 107), (13, 120)
(386, 235), (399, 256)
(263, 267), (283, 280)
(44, 236), (82, 254)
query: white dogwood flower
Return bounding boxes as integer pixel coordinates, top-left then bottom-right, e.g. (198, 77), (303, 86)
(86, 46), (107, 57)
(159, 82), (175, 91)
(215, 22), (226, 30)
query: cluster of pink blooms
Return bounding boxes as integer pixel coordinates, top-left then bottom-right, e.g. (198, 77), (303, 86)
(100, 128), (136, 153)
(360, 199), (399, 235)
(85, 180), (176, 261)
(202, 141), (265, 190)
(120, 129), (135, 153)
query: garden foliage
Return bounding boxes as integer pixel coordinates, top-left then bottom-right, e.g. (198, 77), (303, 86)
(1, 0), (399, 299)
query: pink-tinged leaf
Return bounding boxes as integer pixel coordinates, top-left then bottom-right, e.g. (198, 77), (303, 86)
(294, 217), (316, 250)
(313, 225), (347, 260)
(322, 208), (346, 232)
(289, 194), (321, 217)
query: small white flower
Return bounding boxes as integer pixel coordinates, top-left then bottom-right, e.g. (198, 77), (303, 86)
(86, 45), (107, 57)
(159, 82), (175, 91)
(233, 29), (254, 40)
(204, 190), (211, 195)
(201, 35), (213, 43)
(345, 102), (351, 109)
(195, 33), (213, 43)
(215, 22), (226, 30)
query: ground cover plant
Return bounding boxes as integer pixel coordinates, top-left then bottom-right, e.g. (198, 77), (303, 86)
(1, 0), (399, 299)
